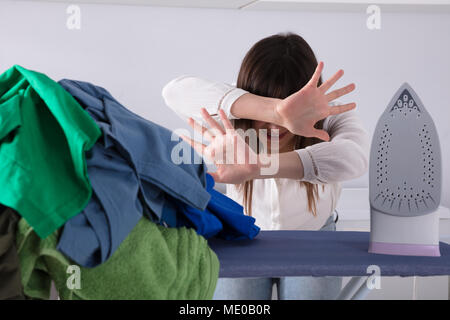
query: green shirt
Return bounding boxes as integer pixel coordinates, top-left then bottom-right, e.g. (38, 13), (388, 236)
(0, 65), (101, 238)
(16, 217), (219, 300)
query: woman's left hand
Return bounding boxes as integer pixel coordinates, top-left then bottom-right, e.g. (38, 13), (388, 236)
(274, 61), (356, 141)
(180, 108), (261, 184)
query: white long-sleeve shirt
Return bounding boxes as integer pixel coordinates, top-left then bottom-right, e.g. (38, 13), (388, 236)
(162, 76), (370, 230)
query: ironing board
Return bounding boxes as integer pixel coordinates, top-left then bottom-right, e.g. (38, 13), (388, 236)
(207, 230), (450, 300)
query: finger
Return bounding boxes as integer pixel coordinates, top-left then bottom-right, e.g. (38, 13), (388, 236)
(180, 134), (208, 156)
(311, 129), (330, 142)
(201, 108), (225, 135)
(219, 109), (234, 131)
(308, 61), (324, 87)
(319, 69), (344, 93)
(187, 117), (215, 141)
(328, 102), (356, 116)
(326, 83), (356, 102)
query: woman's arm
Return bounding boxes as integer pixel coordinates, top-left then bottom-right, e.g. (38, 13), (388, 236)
(180, 108), (369, 184)
(162, 75), (248, 122)
(251, 108), (369, 182)
(163, 62), (357, 141)
(162, 75), (281, 131)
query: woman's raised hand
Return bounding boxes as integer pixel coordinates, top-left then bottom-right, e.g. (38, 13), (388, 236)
(180, 108), (260, 184)
(274, 61), (356, 141)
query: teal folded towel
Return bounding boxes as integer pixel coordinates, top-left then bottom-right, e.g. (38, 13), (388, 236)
(16, 218), (219, 300)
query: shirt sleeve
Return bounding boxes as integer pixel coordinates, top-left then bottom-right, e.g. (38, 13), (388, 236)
(161, 75), (248, 123)
(295, 106), (370, 184)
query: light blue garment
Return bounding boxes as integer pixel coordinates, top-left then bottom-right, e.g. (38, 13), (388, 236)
(212, 213), (342, 300)
(57, 79), (210, 268)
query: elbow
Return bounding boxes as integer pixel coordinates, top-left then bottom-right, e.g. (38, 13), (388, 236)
(356, 132), (370, 178)
(337, 129), (371, 180)
(161, 75), (190, 107)
(354, 146), (369, 178)
(161, 78), (177, 107)
(161, 82), (171, 103)
(317, 140), (369, 184)
(342, 140), (370, 180)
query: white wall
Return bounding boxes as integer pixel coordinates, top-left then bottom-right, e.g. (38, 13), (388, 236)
(0, 1), (449, 208)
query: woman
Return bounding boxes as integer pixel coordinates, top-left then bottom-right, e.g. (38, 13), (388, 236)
(162, 33), (370, 300)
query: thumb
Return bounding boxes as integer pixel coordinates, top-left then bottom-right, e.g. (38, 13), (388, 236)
(312, 129), (330, 142)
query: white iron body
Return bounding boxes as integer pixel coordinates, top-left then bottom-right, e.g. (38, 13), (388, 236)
(368, 83), (441, 257)
(369, 209), (440, 256)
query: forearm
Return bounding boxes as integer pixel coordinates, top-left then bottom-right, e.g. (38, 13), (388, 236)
(162, 75), (249, 122)
(230, 93), (281, 124)
(253, 151), (304, 180)
(163, 76), (282, 124)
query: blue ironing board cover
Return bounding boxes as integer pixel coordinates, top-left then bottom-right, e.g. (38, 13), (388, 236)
(207, 231), (450, 278)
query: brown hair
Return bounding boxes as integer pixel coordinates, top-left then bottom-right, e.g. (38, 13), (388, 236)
(234, 32), (325, 216)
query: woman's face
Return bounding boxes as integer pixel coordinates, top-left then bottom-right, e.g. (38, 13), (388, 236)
(253, 120), (296, 153)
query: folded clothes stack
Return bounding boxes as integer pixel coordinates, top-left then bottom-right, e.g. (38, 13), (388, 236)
(0, 65), (260, 300)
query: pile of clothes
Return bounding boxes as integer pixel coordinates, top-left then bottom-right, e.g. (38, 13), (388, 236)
(0, 65), (260, 300)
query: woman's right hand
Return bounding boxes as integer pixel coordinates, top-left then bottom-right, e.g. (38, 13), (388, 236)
(274, 61), (356, 142)
(180, 108), (261, 185)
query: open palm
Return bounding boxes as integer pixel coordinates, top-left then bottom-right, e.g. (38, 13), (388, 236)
(275, 61), (356, 141)
(180, 108), (260, 184)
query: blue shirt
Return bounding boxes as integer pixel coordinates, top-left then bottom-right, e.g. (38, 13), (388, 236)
(57, 79), (210, 267)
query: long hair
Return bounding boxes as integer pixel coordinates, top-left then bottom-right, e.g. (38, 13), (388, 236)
(234, 32), (325, 216)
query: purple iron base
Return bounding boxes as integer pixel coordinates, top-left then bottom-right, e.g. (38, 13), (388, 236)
(369, 241), (441, 257)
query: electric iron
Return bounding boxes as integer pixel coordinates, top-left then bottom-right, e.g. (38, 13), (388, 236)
(368, 83), (442, 257)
